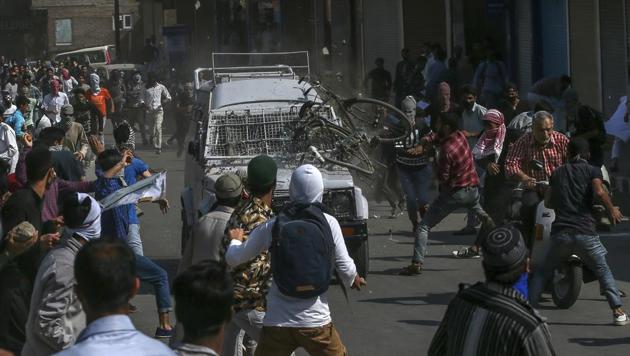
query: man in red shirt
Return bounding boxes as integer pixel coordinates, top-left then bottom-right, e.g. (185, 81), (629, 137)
(505, 110), (568, 246)
(86, 73), (113, 143)
(399, 112), (493, 275)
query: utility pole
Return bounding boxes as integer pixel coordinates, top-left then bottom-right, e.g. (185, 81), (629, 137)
(114, 0), (122, 61)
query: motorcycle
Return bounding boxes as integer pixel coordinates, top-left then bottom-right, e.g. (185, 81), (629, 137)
(528, 180), (594, 308)
(530, 162), (625, 309)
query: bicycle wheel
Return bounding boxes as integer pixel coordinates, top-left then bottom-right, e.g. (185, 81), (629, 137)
(342, 97), (411, 142)
(305, 122), (375, 175)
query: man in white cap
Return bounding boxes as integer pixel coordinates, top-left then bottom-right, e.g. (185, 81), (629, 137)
(226, 164), (366, 356)
(22, 193), (102, 356)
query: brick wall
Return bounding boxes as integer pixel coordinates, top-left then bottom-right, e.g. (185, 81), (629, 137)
(35, 0), (140, 56)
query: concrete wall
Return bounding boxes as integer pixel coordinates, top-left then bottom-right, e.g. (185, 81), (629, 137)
(568, 0), (602, 110)
(599, 0), (628, 116)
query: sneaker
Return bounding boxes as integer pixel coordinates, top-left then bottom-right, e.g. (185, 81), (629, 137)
(155, 327), (173, 339)
(398, 263), (422, 276)
(454, 226), (477, 236)
(614, 312), (629, 326)
(452, 247), (481, 259)
(155, 149), (162, 155)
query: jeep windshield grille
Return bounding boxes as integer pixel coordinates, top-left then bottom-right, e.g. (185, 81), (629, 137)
(203, 106), (338, 159)
(272, 189), (355, 220)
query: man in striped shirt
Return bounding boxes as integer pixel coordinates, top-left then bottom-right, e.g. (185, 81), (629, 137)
(399, 112), (493, 275)
(429, 226), (556, 356)
(394, 96), (433, 231)
(505, 111), (568, 246)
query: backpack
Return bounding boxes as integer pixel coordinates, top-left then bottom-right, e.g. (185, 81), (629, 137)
(271, 203), (335, 299)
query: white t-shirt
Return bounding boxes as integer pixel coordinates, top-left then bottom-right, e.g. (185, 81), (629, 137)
(0, 122), (19, 173)
(41, 92), (70, 123)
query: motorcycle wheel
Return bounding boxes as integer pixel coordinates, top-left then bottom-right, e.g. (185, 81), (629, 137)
(551, 262), (583, 309)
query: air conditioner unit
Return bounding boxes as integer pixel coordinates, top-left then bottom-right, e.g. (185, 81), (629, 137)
(112, 14), (132, 30)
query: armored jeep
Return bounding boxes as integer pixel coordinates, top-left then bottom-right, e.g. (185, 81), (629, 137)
(181, 52), (370, 276)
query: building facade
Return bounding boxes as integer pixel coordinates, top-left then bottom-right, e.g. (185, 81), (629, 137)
(171, 0), (630, 117)
(31, 0), (148, 61)
(0, 0), (47, 60)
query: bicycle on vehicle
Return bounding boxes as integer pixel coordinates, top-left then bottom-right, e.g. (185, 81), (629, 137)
(293, 79), (411, 175)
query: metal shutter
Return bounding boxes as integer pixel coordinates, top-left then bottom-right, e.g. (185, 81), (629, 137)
(517, 0), (534, 93)
(362, 0), (404, 81)
(401, 0), (447, 54)
(568, 0), (602, 110)
(540, 0), (570, 77)
(599, 0), (628, 116)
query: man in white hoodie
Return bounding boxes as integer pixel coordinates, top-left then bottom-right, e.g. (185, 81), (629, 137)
(226, 164), (366, 356)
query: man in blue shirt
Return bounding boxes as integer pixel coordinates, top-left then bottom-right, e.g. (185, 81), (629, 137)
(95, 149), (174, 338)
(113, 121), (169, 256)
(56, 238), (175, 356)
(6, 95), (28, 139)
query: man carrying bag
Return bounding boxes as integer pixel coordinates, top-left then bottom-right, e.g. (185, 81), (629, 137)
(226, 164), (366, 356)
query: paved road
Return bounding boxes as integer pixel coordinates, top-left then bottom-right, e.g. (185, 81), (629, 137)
(128, 142), (630, 355)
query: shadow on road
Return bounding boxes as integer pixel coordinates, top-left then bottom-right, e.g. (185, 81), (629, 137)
(370, 230), (411, 237)
(569, 337), (630, 346)
(369, 268), (456, 276)
(397, 319), (441, 327)
(548, 321), (610, 327)
(369, 255), (412, 262)
(359, 292), (455, 306)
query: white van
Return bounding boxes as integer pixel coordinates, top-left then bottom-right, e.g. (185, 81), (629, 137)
(53, 45), (116, 66)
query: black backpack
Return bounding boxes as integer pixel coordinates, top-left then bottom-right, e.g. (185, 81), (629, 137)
(271, 203), (335, 299)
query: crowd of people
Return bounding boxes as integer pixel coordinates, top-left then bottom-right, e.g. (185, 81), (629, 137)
(0, 52), (369, 356)
(0, 55), (200, 355)
(0, 38), (628, 356)
(364, 42), (628, 354)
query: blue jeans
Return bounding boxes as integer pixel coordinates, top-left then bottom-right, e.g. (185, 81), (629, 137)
(397, 165), (433, 214)
(413, 186), (488, 263)
(466, 163), (486, 228)
(135, 254), (172, 313)
(127, 223), (144, 256)
(529, 232), (622, 309)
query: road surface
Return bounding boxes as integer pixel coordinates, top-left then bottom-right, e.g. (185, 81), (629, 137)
(128, 140), (630, 355)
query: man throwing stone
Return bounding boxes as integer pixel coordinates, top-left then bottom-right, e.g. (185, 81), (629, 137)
(400, 112), (493, 275)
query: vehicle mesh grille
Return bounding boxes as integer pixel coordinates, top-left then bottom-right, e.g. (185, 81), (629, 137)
(204, 106), (336, 159)
(272, 190), (355, 220)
